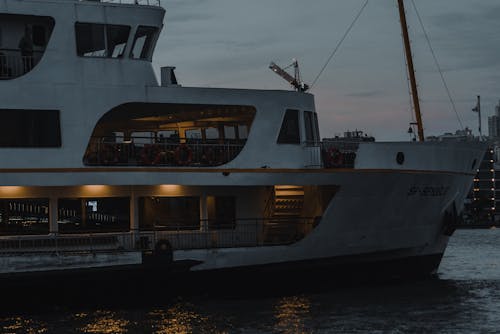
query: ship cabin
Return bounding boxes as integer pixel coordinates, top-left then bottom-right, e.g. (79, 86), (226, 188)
(0, 0), (352, 264)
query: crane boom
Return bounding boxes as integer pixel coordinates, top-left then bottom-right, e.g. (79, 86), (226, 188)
(269, 60), (309, 92)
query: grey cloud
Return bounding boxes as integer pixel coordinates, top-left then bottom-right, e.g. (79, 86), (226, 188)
(345, 90), (384, 98)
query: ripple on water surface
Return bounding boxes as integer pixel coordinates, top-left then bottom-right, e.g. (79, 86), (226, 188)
(0, 229), (499, 333)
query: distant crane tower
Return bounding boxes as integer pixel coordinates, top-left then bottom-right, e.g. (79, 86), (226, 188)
(269, 59), (309, 92)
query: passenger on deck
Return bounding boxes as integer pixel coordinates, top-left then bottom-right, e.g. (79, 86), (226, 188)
(18, 25), (34, 73)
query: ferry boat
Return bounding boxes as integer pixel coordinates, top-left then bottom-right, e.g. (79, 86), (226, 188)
(0, 0), (486, 281)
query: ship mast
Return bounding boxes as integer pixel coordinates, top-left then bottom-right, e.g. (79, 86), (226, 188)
(397, 0), (424, 142)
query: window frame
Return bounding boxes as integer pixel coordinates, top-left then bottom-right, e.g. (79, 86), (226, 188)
(129, 25), (158, 61)
(0, 109), (62, 148)
(277, 109), (301, 145)
(75, 22), (131, 59)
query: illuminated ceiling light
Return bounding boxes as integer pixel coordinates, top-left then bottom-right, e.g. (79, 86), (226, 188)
(81, 185), (109, 195)
(0, 186), (25, 196)
(159, 185), (182, 194)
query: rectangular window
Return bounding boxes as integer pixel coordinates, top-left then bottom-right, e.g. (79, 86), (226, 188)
(0, 199), (49, 235)
(304, 111), (314, 143)
(0, 109), (61, 147)
(207, 196), (236, 229)
(139, 197), (200, 230)
(75, 23), (130, 58)
(304, 111), (320, 144)
(107, 25), (131, 58)
(58, 197), (130, 233)
(277, 109), (300, 144)
(313, 112), (320, 142)
(238, 125), (249, 139)
(130, 26), (158, 60)
(204, 127), (219, 140)
(224, 125), (236, 139)
(76, 23), (106, 57)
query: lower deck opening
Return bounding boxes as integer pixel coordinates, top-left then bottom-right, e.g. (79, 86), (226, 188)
(0, 185), (337, 252)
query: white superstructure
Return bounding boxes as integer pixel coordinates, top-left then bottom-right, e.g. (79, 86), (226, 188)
(0, 0), (486, 278)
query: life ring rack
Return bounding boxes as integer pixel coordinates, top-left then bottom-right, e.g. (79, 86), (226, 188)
(175, 144), (193, 166)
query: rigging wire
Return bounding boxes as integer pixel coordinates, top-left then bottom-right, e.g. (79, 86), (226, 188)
(310, 0), (370, 90)
(410, 0), (464, 130)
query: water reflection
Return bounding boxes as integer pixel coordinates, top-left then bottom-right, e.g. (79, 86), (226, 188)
(0, 317), (48, 333)
(274, 296), (312, 334)
(0, 230), (498, 333)
(148, 303), (220, 334)
(78, 310), (129, 334)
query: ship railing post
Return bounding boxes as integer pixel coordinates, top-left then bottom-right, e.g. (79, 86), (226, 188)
(89, 233), (93, 254)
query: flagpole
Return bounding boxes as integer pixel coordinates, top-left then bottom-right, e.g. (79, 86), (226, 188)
(477, 95), (482, 139)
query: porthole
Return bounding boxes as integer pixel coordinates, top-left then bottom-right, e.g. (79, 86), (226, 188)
(396, 152), (405, 165)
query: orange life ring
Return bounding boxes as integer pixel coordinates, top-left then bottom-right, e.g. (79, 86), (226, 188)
(175, 144), (193, 165)
(140, 145), (152, 165)
(327, 147), (344, 167)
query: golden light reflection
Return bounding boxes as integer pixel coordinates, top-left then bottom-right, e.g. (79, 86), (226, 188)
(0, 317), (48, 334)
(148, 304), (218, 334)
(159, 185), (183, 194)
(79, 311), (129, 334)
(0, 186), (25, 197)
(82, 185), (108, 192)
(273, 296), (312, 334)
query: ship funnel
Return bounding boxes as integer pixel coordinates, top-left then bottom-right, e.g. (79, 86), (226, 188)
(161, 66), (179, 86)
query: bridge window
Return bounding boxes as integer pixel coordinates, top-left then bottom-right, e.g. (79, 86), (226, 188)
(277, 109), (300, 144)
(130, 26), (158, 60)
(304, 111), (320, 144)
(0, 109), (61, 147)
(75, 23), (131, 58)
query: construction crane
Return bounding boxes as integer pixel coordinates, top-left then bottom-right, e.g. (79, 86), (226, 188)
(269, 59), (309, 92)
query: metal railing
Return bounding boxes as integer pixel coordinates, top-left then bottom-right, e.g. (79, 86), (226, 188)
(321, 141), (361, 169)
(304, 142), (322, 168)
(0, 233), (133, 254)
(0, 50), (43, 79)
(143, 218), (317, 249)
(82, 0), (161, 6)
(0, 217), (319, 254)
(84, 136), (246, 167)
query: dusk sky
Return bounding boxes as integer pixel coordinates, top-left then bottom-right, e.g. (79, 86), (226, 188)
(154, 0), (500, 141)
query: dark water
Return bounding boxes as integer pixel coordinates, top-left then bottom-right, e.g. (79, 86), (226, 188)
(1, 229), (499, 333)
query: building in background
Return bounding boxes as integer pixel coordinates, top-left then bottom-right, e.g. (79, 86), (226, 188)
(488, 101), (500, 139)
(427, 129), (495, 224)
(467, 147), (496, 223)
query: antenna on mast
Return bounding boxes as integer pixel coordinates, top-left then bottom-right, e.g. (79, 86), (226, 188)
(269, 59), (309, 92)
(397, 0), (425, 142)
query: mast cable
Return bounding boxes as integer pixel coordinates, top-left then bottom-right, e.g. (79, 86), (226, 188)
(410, 0), (464, 130)
(310, 0), (370, 90)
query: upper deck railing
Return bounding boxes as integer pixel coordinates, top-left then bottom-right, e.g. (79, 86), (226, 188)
(80, 0), (161, 6)
(83, 136), (364, 168)
(84, 135), (246, 167)
(0, 50), (43, 80)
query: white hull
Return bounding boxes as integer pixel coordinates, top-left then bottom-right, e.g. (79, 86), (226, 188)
(175, 167), (472, 272)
